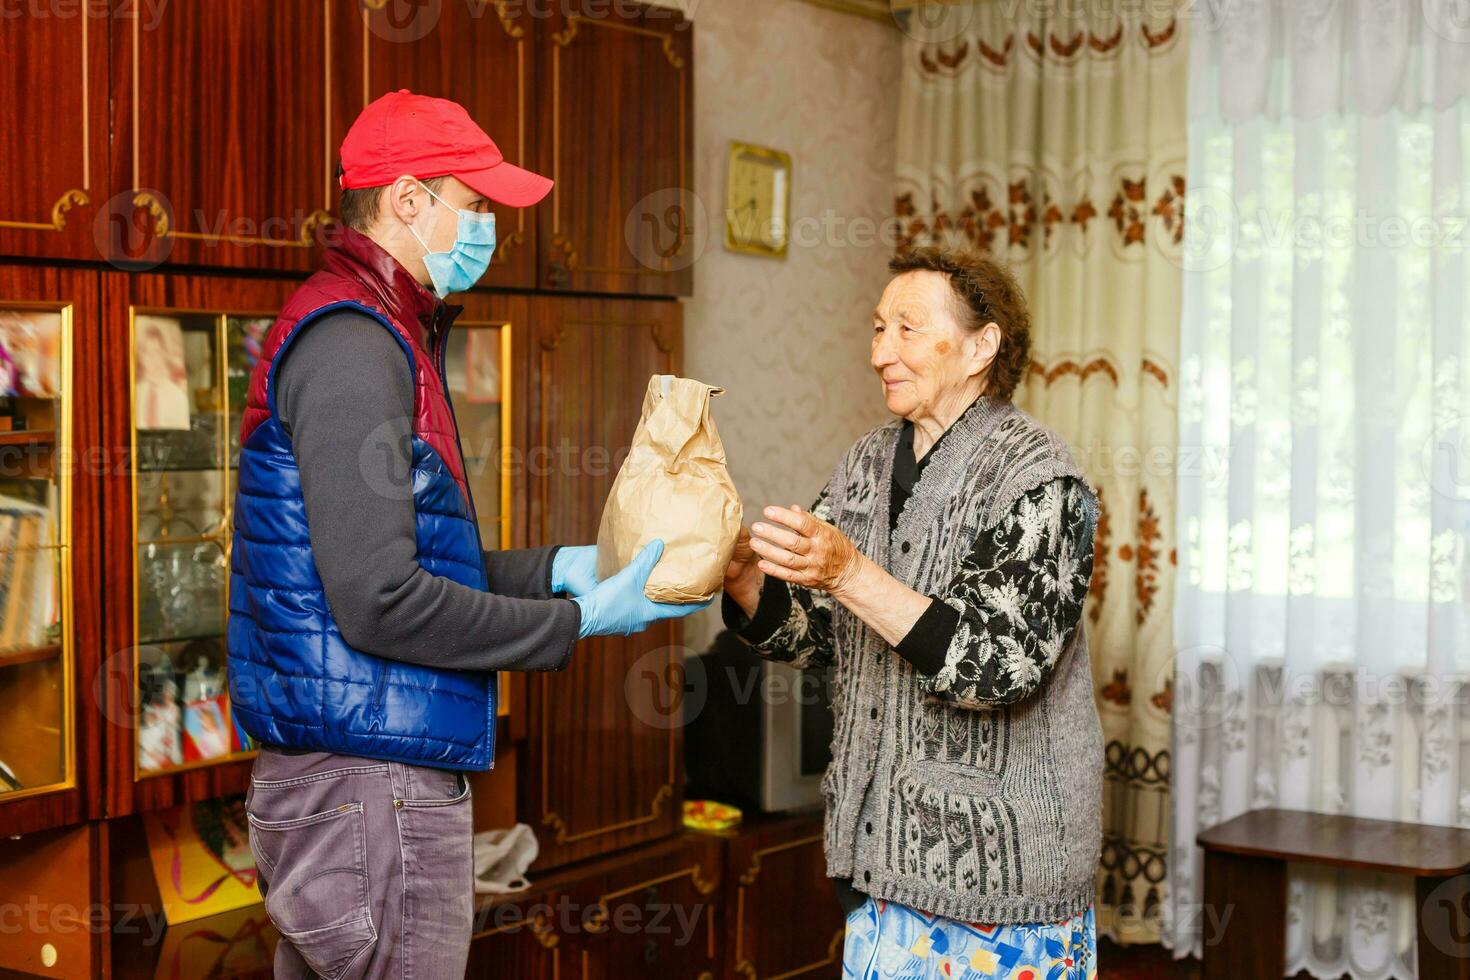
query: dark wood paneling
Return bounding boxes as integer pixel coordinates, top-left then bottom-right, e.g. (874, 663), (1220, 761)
(472, 831), (723, 979)
(0, 12), (110, 262)
(349, 0), (539, 289)
(0, 821), (109, 978)
(0, 265), (102, 838)
(723, 813), (844, 980)
(535, 0), (694, 296)
(108, 0), (347, 272)
(521, 294), (684, 870)
(571, 831), (723, 979)
(99, 271), (302, 818)
(1200, 849), (1286, 980)
(1417, 873), (1470, 980)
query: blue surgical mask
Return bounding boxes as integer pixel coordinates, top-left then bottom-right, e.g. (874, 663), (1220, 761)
(405, 181), (497, 298)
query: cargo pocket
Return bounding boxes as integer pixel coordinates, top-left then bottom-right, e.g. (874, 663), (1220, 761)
(246, 802), (377, 979)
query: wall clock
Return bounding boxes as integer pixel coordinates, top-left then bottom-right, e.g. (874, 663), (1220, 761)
(724, 141), (792, 259)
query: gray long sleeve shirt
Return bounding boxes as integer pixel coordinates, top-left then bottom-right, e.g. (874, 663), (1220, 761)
(274, 311), (579, 673)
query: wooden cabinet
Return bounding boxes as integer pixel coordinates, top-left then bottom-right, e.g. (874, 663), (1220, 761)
(0, 823), (109, 978)
(723, 813), (845, 980)
(0, 15), (110, 263)
(521, 294), (685, 870)
(534, 1), (695, 296)
(471, 830), (724, 980)
(0, 265), (103, 838)
(3, 0), (696, 295)
(353, 0), (540, 289)
(107, 0), (348, 272)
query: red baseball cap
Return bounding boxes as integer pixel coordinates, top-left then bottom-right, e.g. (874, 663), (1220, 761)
(339, 90), (552, 208)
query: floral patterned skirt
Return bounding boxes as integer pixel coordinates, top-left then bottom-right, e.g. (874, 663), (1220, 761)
(841, 897), (1098, 980)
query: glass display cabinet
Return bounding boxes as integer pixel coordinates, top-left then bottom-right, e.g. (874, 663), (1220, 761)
(0, 265), (98, 837)
(0, 307), (73, 793)
(130, 309), (270, 778)
(102, 273), (300, 817)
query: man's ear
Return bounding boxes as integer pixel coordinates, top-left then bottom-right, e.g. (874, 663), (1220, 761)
(968, 322), (1001, 381)
(383, 176), (425, 226)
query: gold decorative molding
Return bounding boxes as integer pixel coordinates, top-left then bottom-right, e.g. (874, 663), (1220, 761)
(734, 929), (845, 980)
(738, 834), (823, 885)
(489, 231), (526, 265)
(552, 16), (578, 45)
(552, 14), (686, 68)
(584, 862), (722, 933)
(132, 191), (171, 237)
(799, 0), (897, 21)
(733, 835), (837, 979)
(0, 189), (90, 233)
(493, 0), (526, 38)
(542, 782), (673, 845)
(130, 192), (332, 248)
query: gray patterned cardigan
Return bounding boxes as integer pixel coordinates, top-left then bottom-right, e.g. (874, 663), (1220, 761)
(734, 397), (1103, 924)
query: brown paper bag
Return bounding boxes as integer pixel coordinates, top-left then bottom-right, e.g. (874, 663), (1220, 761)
(596, 375), (742, 603)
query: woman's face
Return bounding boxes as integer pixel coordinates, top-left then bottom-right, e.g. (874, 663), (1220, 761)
(871, 270), (994, 421)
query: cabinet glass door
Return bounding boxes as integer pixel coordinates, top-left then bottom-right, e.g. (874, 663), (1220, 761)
(443, 322), (511, 553)
(443, 321), (512, 719)
(0, 303), (72, 800)
(131, 309), (270, 777)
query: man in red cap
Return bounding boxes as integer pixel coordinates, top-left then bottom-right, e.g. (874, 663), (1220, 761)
(229, 91), (702, 979)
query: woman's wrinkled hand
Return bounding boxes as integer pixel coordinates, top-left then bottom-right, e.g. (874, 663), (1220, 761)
(750, 504), (865, 596)
(723, 525), (763, 617)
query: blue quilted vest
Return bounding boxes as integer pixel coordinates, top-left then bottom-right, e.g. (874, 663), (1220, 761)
(227, 228), (497, 770)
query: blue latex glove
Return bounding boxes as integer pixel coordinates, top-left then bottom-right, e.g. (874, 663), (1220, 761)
(551, 545), (599, 597)
(572, 540), (711, 638)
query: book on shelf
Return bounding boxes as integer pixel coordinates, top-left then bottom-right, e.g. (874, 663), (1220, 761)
(0, 492), (53, 655)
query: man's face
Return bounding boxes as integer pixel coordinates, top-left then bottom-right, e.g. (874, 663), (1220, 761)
(414, 176), (493, 254)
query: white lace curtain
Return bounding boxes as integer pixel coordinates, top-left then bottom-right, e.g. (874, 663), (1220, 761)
(1165, 1), (1470, 978)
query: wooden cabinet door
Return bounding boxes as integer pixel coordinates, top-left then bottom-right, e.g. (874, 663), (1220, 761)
(571, 833), (724, 980)
(351, 0), (539, 289)
(100, 271), (302, 817)
(108, 0), (349, 272)
(534, 0), (694, 297)
(0, 12), (110, 262)
(521, 295), (684, 870)
(0, 265), (102, 838)
(724, 815), (846, 980)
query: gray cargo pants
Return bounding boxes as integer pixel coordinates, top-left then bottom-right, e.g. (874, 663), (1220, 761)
(245, 748), (474, 979)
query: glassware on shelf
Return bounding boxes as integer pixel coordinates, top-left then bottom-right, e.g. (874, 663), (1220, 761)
(138, 475), (227, 645)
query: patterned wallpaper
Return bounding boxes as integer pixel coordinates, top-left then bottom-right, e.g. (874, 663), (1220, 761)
(661, 0), (902, 651)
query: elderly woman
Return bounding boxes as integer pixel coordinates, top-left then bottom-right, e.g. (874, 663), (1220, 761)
(722, 248), (1102, 979)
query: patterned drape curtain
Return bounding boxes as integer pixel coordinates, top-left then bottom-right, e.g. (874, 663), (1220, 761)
(1164, 1), (1470, 977)
(894, 0), (1189, 944)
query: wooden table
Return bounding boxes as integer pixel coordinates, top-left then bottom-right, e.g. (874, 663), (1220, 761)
(1198, 808), (1470, 980)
